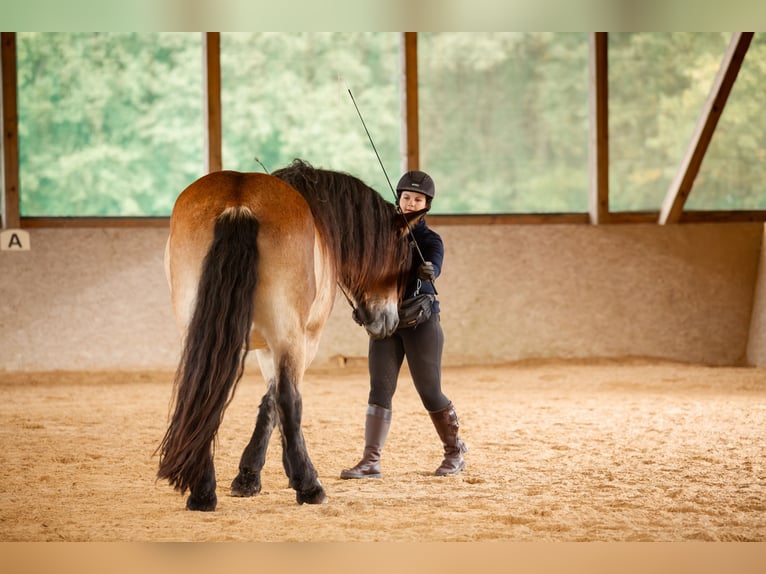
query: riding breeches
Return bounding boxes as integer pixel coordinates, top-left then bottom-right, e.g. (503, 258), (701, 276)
(366, 312), (449, 412)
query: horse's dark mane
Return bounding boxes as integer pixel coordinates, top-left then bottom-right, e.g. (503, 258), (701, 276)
(272, 159), (411, 300)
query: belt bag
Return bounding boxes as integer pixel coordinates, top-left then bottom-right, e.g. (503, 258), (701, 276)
(398, 294), (434, 329)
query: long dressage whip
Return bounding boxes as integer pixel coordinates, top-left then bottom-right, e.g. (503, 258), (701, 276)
(346, 87), (399, 205)
(345, 86), (436, 294)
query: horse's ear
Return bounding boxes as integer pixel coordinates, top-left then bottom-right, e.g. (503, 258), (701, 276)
(395, 208), (428, 236)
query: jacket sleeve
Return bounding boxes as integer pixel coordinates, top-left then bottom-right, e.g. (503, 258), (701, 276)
(419, 229), (444, 278)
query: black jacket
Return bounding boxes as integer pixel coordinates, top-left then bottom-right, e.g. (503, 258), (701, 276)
(403, 219), (443, 313)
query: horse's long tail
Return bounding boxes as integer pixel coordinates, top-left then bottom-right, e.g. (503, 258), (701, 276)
(157, 206), (259, 494)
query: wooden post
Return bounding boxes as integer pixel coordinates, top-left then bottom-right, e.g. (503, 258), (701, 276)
(588, 32), (609, 225)
(401, 32), (419, 173)
(203, 32), (222, 173)
(1, 32), (20, 229)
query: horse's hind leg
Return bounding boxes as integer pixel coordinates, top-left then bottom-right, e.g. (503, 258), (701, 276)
(231, 381), (277, 497)
(276, 358), (326, 505)
(187, 453), (217, 511)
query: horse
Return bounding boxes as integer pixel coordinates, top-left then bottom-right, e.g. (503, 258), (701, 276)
(157, 159), (424, 511)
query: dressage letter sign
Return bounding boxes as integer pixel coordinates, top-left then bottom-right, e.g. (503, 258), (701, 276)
(1, 229), (31, 251)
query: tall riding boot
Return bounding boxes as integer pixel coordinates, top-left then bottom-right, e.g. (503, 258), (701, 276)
(429, 402), (468, 476)
(340, 404), (392, 479)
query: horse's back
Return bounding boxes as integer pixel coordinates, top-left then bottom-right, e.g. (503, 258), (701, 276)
(169, 170), (314, 261)
(167, 170), (326, 355)
(172, 170), (310, 229)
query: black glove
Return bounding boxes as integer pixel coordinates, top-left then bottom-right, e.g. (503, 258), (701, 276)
(418, 261), (436, 281)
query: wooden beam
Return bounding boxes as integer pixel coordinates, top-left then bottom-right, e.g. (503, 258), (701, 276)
(20, 208), (766, 229)
(659, 32), (753, 225)
(203, 32), (222, 173)
(21, 217), (170, 228)
(401, 32), (419, 172)
(1, 32), (20, 229)
(588, 32), (609, 225)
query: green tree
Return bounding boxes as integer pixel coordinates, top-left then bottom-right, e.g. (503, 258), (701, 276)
(14, 33), (765, 217)
(18, 33), (203, 216)
(419, 33), (590, 214)
(690, 33), (766, 210)
(220, 32), (400, 196)
(607, 32), (751, 212)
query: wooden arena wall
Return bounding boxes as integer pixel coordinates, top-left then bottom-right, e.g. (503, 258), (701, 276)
(1, 221), (765, 372)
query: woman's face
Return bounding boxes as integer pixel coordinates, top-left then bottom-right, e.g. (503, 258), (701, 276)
(398, 191), (428, 213)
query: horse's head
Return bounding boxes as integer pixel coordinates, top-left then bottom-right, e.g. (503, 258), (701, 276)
(348, 208), (427, 340)
(271, 160), (429, 340)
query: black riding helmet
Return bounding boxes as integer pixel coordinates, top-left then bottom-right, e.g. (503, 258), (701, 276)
(396, 171), (435, 205)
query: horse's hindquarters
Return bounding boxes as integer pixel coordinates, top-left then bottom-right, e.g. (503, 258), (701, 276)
(162, 170), (329, 509)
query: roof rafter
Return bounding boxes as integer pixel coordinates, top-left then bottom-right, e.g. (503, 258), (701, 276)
(659, 32), (754, 225)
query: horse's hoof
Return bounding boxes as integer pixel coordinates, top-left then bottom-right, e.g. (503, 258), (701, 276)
(231, 472), (261, 497)
(296, 484), (328, 505)
(186, 492), (217, 511)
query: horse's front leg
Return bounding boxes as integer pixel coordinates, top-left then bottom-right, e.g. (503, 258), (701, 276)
(231, 381), (277, 497)
(276, 360), (327, 505)
(187, 452), (217, 511)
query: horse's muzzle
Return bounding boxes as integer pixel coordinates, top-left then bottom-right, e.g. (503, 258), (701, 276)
(362, 304), (399, 340)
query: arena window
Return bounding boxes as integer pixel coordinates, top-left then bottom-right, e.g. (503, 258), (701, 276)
(1, 32), (765, 228)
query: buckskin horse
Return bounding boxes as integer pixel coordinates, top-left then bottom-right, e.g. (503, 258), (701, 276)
(157, 159), (424, 511)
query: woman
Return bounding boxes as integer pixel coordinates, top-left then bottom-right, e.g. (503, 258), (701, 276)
(340, 170), (467, 479)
